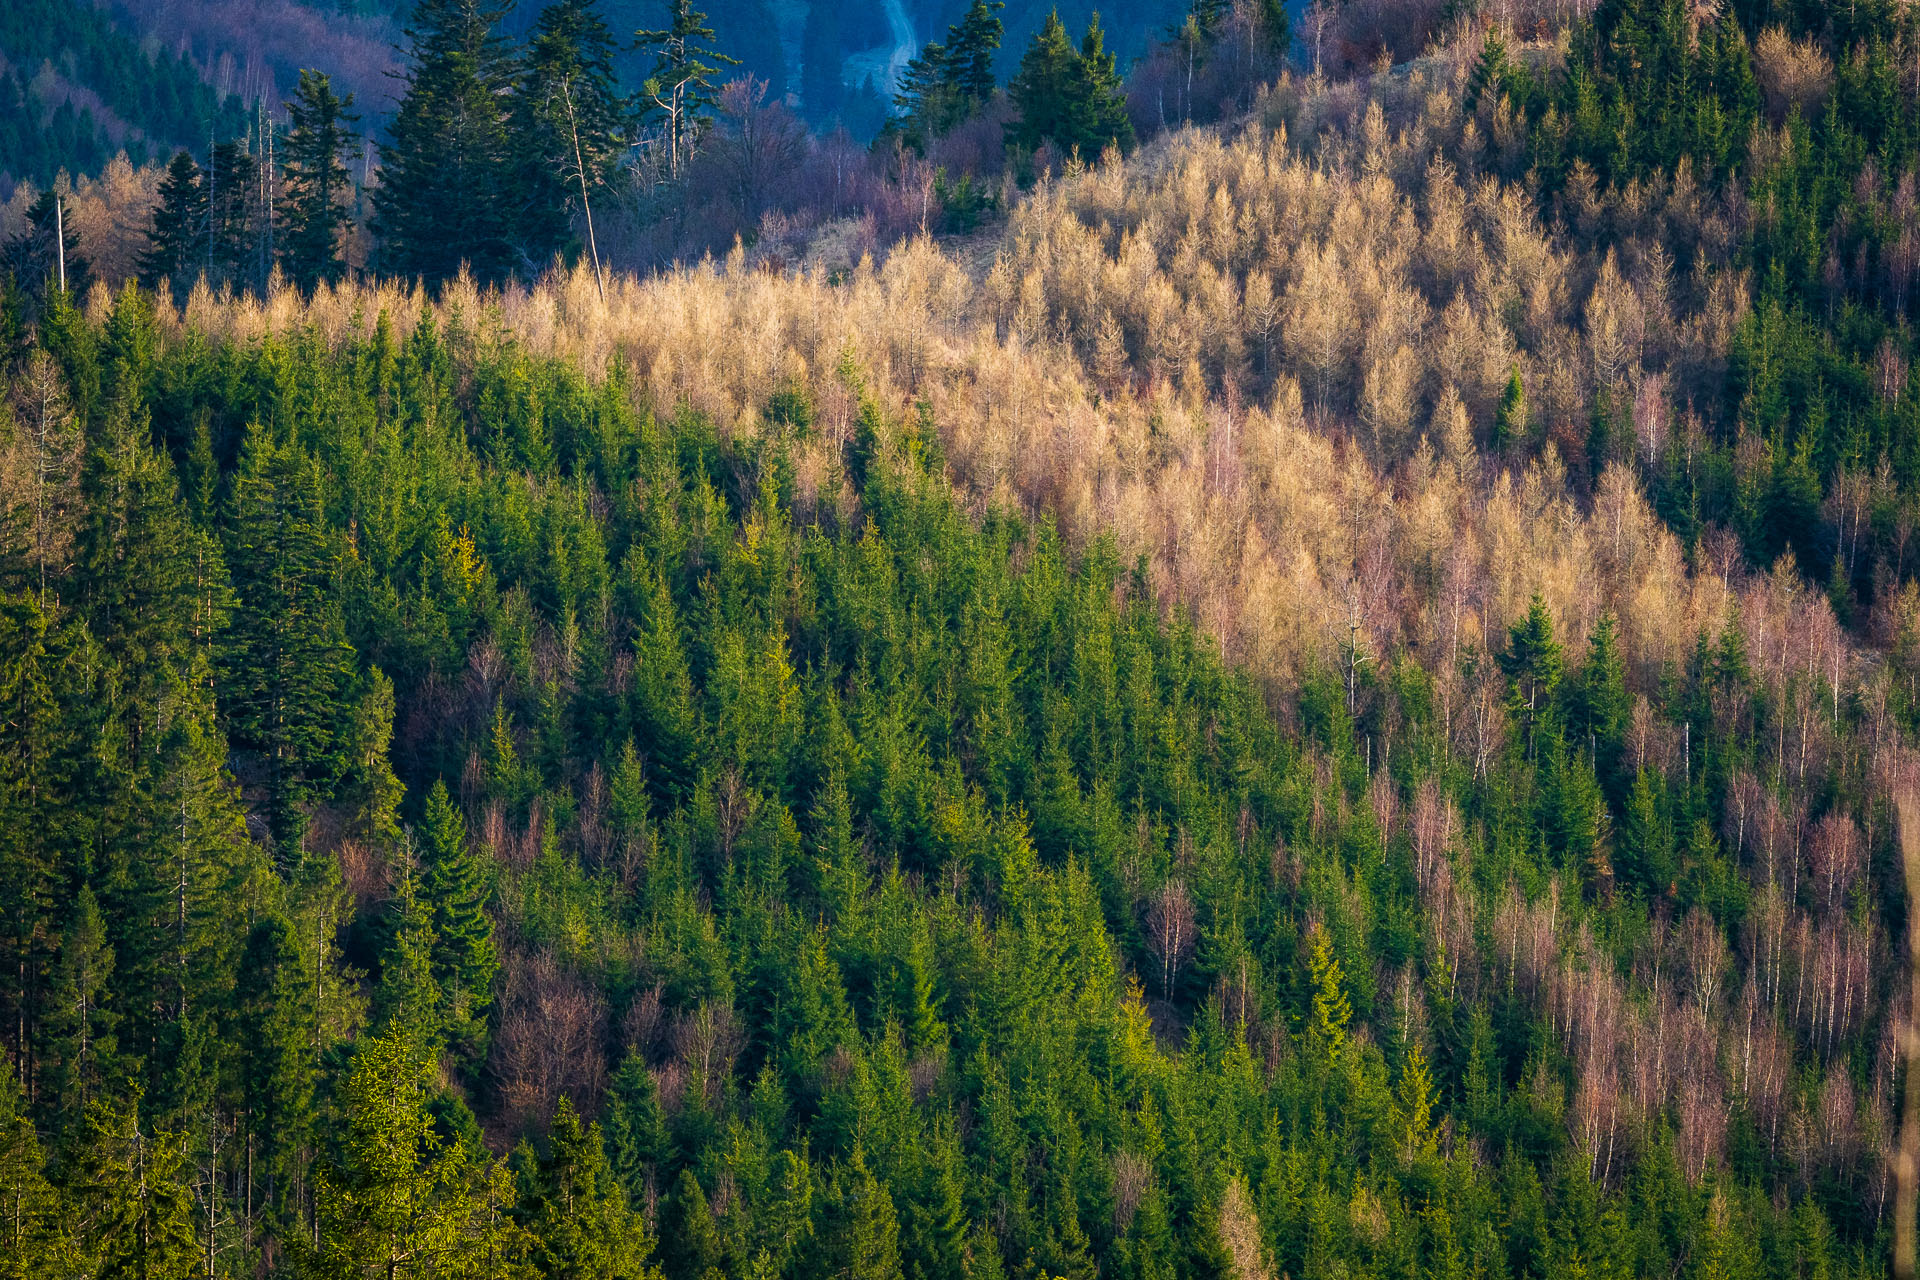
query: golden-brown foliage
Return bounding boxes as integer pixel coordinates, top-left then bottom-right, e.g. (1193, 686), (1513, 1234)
(140, 63), (1880, 767)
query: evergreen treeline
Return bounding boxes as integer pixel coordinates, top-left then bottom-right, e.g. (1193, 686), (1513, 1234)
(0, 269), (1899, 1278)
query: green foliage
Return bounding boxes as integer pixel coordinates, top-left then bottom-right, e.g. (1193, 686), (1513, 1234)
(222, 425), (354, 851)
(515, 0), (631, 267)
(1007, 10), (1134, 160)
(138, 152), (207, 294)
(634, 0), (739, 182)
(280, 72), (360, 292)
(0, 296), (1893, 1280)
(517, 1097), (661, 1280)
(0, 0), (248, 187)
(888, 0), (1005, 150)
(373, 0), (522, 285)
(306, 1027), (525, 1279)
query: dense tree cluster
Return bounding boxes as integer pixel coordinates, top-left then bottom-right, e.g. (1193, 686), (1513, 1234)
(0, 232), (1907, 1278)
(6, 3), (1920, 1279)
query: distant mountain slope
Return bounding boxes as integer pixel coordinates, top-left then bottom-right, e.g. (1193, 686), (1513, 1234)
(0, 0), (251, 192)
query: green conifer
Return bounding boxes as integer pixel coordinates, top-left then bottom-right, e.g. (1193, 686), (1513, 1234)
(374, 0), (520, 284)
(278, 71), (358, 291)
(137, 151), (206, 294)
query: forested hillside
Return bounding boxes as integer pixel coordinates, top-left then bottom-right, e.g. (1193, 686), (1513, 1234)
(0, 0), (252, 192)
(6, 1), (1920, 1278)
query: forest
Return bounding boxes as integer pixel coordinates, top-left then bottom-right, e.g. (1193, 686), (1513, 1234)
(5, 0), (1920, 1278)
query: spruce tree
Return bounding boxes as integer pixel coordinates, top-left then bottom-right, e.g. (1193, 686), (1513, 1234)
(74, 393), (200, 700)
(45, 885), (117, 1122)
(1492, 364), (1527, 454)
(339, 667), (404, 853)
(1007, 12), (1079, 155)
(890, 0), (1003, 148)
(205, 140), (258, 289)
(418, 780), (498, 1042)
(950, 0), (1005, 104)
(70, 1098), (198, 1280)
(373, 854), (443, 1043)
(233, 914), (315, 1222)
(137, 151), (206, 293)
(603, 1051), (667, 1204)
(515, 0), (628, 275)
(3, 189), (90, 301)
(520, 1096), (660, 1280)
(1463, 23), (1508, 114)
(891, 42), (959, 151)
(1306, 924), (1350, 1063)
(1007, 10), (1132, 159)
(0, 1060), (68, 1277)
(1574, 612), (1630, 787)
(1500, 594), (1561, 759)
(374, 0), (520, 285)
(634, 0), (738, 182)
(278, 71), (358, 292)
(306, 1028), (525, 1278)
(222, 427), (353, 852)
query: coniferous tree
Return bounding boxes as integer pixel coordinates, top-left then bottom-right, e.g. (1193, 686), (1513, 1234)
(1007, 11), (1132, 159)
(418, 779), (497, 1049)
(74, 393), (201, 700)
(1463, 23), (1509, 114)
(0, 1057), (68, 1277)
(278, 71), (358, 292)
(44, 885), (117, 1123)
(828, 1148), (902, 1280)
(890, 0), (1003, 149)
(949, 0), (1004, 106)
(1492, 364), (1527, 454)
(373, 855), (442, 1043)
(1007, 12), (1081, 156)
(519, 1096), (660, 1280)
(634, 0), (737, 183)
(602, 1051), (666, 1205)
(339, 667), (404, 853)
(374, 0), (520, 285)
(222, 427), (353, 852)
(1574, 612), (1630, 787)
(137, 151), (206, 293)
(515, 0), (628, 277)
(1500, 595), (1561, 759)
(891, 42), (959, 152)
(1306, 925), (1350, 1060)
(205, 140), (257, 288)
(3, 189), (89, 302)
(232, 914), (315, 1223)
(305, 1027), (525, 1278)
(70, 1097), (198, 1280)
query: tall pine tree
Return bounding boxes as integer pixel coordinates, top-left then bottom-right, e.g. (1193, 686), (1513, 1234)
(221, 427), (353, 852)
(278, 71), (358, 292)
(374, 0), (520, 285)
(137, 152), (206, 294)
(515, 0), (628, 278)
(634, 0), (737, 182)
